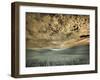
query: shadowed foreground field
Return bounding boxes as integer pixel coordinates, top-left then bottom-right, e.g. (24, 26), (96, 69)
(26, 45), (89, 67)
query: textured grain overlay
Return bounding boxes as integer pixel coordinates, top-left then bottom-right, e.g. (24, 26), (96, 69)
(26, 13), (89, 49)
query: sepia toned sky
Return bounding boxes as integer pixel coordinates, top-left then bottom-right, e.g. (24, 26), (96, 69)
(26, 13), (89, 49)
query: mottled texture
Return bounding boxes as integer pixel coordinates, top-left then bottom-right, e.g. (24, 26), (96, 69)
(26, 13), (89, 49)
